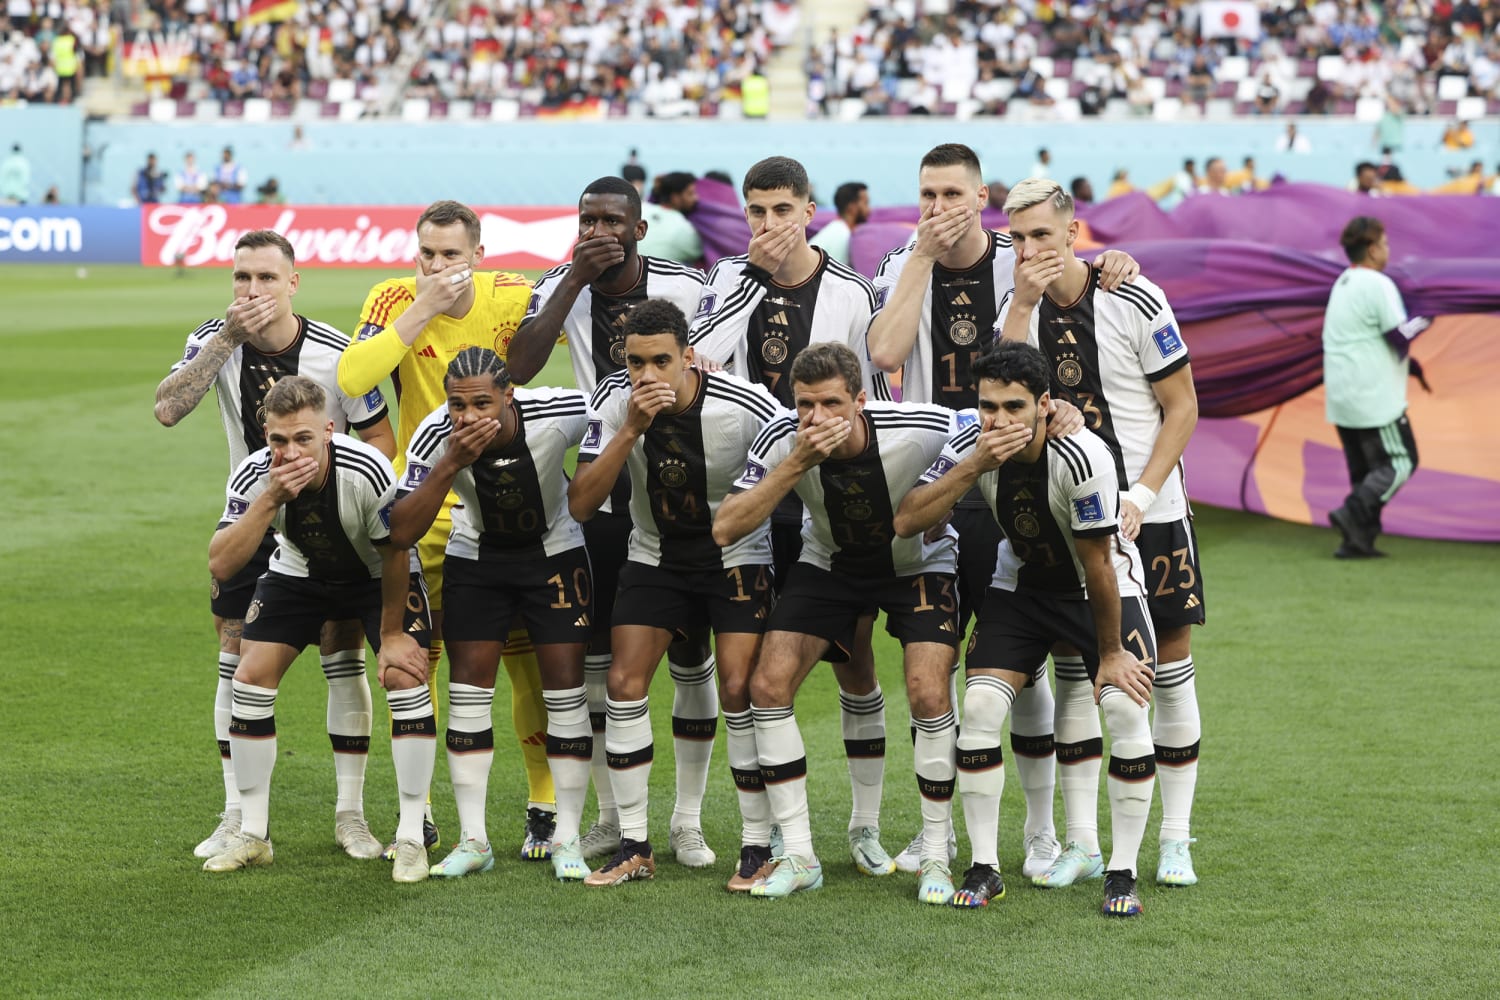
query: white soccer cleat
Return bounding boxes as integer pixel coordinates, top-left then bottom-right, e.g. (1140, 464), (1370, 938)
(893, 825), (958, 874)
(391, 840), (429, 883)
(579, 819), (622, 861)
(1021, 830), (1063, 880)
(202, 832), (273, 872)
(669, 825), (717, 868)
(849, 826), (896, 876)
(194, 810), (242, 859)
(334, 811), (384, 860)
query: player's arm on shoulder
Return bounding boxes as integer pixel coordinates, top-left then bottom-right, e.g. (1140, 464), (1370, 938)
(1091, 248), (1140, 292)
(208, 469), (278, 581)
(866, 251), (930, 372)
(507, 270), (580, 384)
(154, 323), (244, 427)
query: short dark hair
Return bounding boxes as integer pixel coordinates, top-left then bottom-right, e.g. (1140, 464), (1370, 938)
(1355, 161), (1378, 174)
(703, 169), (734, 186)
(621, 163), (646, 184)
(1339, 215), (1385, 264)
(791, 342), (863, 397)
(972, 341), (1050, 400)
(742, 156), (810, 199)
(652, 171), (697, 201)
(263, 375), (326, 417)
(582, 175), (642, 218)
(919, 143), (982, 181)
(833, 181), (867, 214)
(623, 298), (689, 348)
(417, 199), (481, 246)
(445, 346), (511, 390)
(234, 229), (295, 265)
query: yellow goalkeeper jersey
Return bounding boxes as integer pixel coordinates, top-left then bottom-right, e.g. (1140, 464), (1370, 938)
(338, 271), (532, 470)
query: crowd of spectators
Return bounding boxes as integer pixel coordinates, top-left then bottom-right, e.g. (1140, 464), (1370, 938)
(808, 1), (1500, 120)
(75, 0), (799, 115)
(1, 0), (113, 103)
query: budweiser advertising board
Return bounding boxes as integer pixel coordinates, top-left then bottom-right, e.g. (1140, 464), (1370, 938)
(142, 204), (580, 269)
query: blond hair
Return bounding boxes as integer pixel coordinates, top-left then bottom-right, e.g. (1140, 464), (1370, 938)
(1003, 178), (1073, 218)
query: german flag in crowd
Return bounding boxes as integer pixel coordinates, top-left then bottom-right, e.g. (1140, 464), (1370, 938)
(243, 0), (298, 26)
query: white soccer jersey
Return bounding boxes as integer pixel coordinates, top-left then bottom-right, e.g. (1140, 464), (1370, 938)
(688, 249), (878, 404)
(524, 255), (706, 393)
(869, 229), (1016, 408)
(921, 425), (1143, 597)
(733, 401), (958, 578)
(171, 315), (388, 471)
(399, 387), (589, 561)
(998, 270), (1189, 523)
(581, 370), (781, 572)
(220, 434), (397, 581)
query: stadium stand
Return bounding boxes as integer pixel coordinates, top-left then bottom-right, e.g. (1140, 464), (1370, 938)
(809, 1), (1500, 122)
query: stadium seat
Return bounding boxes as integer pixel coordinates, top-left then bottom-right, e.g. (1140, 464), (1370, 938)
(271, 100), (293, 118)
(306, 79), (329, 100)
(1355, 97), (1384, 121)
(1317, 55), (1345, 80)
(1458, 95), (1487, 120)
(326, 79), (357, 103)
(244, 98), (272, 122)
(1437, 75), (1469, 102)
(194, 101), (222, 120)
(837, 97), (866, 121)
(1152, 97), (1182, 121)
(489, 100), (521, 121)
(1052, 59), (1072, 79)
(1218, 56), (1248, 82)
(1044, 77), (1070, 101)
(1204, 99), (1235, 119)
(337, 100), (365, 122)
(448, 100), (474, 120)
(1031, 56), (1054, 79)
(293, 99), (323, 120)
(148, 99), (177, 122)
(222, 100), (245, 118)
(401, 98), (430, 122)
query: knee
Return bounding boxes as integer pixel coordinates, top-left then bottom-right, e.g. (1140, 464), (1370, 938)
(606, 668), (649, 703)
(749, 669), (790, 709)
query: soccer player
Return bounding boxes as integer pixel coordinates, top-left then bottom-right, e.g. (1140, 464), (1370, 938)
(568, 300), (783, 889)
(998, 177), (1203, 888)
(390, 348), (595, 881)
(337, 201), (558, 859)
(865, 143), (1141, 875)
(201, 376), (435, 882)
(505, 177), (719, 864)
(688, 155), (896, 876)
(154, 229), (396, 864)
(714, 343), (961, 904)
(894, 341), (1157, 915)
(1323, 216), (1427, 559)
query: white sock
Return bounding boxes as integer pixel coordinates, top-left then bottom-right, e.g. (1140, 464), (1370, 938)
(839, 685), (886, 832)
(1009, 661), (1057, 840)
(754, 704), (814, 860)
(322, 650), (372, 815)
(1101, 688), (1155, 876)
(1153, 658), (1201, 842)
(605, 695), (654, 843)
(1054, 663), (1102, 854)
(446, 682), (495, 846)
(543, 685), (591, 844)
(913, 711), (957, 863)
(584, 653), (617, 825)
(216, 652), (239, 811)
(957, 675), (1015, 868)
(668, 654), (718, 829)
(724, 709), (771, 847)
(387, 685), (436, 845)
(230, 680), (279, 840)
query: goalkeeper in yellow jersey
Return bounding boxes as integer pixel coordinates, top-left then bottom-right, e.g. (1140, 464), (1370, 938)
(338, 200), (559, 861)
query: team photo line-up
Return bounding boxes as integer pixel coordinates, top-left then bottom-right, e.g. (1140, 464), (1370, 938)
(156, 142), (1214, 919)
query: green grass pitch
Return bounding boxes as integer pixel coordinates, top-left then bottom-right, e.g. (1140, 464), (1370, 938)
(1, 264), (1496, 998)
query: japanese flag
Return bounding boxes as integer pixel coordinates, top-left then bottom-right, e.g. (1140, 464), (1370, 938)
(1199, 1), (1261, 40)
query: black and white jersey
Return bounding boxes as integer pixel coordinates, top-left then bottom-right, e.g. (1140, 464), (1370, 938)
(921, 425), (1143, 598)
(525, 256), (706, 394)
(869, 230), (1016, 408)
(688, 249), (877, 404)
(399, 387), (589, 561)
(171, 314), (389, 472)
(220, 434), (396, 581)
(581, 370), (781, 572)
(998, 270), (1189, 523)
(733, 401), (958, 578)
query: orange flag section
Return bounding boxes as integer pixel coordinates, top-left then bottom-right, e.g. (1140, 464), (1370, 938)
(244, 0), (298, 26)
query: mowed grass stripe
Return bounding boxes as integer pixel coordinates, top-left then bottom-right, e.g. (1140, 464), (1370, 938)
(1, 265), (1496, 999)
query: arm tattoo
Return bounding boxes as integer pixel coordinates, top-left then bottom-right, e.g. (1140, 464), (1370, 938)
(155, 332), (242, 425)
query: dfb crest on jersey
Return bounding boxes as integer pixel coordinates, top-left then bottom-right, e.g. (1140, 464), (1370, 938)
(694, 291), (717, 320)
(1152, 322), (1185, 358)
(658, 458), (690, 488)
(949, 319), (978, 346)
(1073, 492), (1105, 523)
(1057, 357), (1084, 387)
(582, 420), (603, 450)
